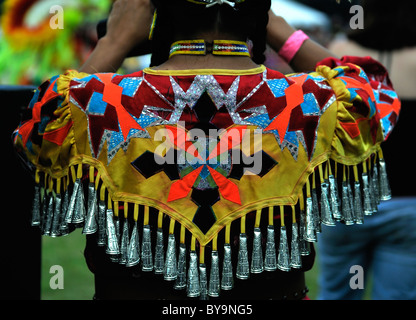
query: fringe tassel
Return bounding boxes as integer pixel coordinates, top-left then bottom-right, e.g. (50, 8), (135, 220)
(290, 206), (302, 269)
(208, 236), (220, 297)
(164, 218), (178, 281)
(236, 216), (249, 280)
(141, 206), (153, 272)
(264, 207), (277, 271)
(29, 151), (394, 299)
(277, 206), (290, 272)
(126, 204), (140, 267)
(251, 210), (264, 274)
(221, 224), (234, 290)
(187, 237), (200, 298)
(154, 211), (165, 274)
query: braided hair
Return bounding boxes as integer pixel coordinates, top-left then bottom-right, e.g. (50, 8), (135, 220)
(149, 0), (271, 66)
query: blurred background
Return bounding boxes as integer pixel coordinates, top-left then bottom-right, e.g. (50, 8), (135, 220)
(0, 0), (377, 300)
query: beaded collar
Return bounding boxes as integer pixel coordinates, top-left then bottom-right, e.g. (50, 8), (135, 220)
(169, 39), (250, 58)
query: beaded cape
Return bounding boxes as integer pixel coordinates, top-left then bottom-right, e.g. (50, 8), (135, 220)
(13, 56), (400, 298)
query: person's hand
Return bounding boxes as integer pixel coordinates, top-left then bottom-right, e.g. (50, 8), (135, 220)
(104, 0), (154, 55)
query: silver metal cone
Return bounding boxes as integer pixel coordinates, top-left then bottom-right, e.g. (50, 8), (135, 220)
(50, 194), (62, 237)
(354, 181), (364, 224)
(174, 244), (187, 290)
(83, 184), (98, 234)
(164, 234), (178, 281)
(42, 194), (54, 236)
(264, 225), (277, 271)
(154, 228), (164, 274)
(277, 226), (290, 272)
(342, 182), (354, 225)
(59, 190), (69, 235)
(372, 166), (381, 206)
(329, 175), (342, 220)
(141, 225), (153, 272)
(105, 209), (120, 255)
(119, 218), (129, 265)
(126, 221), (140, 267)
(251, 228), (264, 273)
(208, 250), (220, 297)
(71, 180), (86, 225)
(320, 182), (336, 226)
(311, 188), (321, 233)
(379, 158), (392, 201)
(31, 185), (41, 226)
(362, 173), (373, 216)
(65, 179), (80, 224)
(221, 244), (234, 290)
(199, 263), (208, 300)
(187, 251), (200, 298)
(290, 222), (302, 269)
(305, 197), (317, 242)
(236, 233), (249, 280)
(97, 200), (107, 246)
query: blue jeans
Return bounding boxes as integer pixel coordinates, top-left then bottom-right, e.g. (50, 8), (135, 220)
(317, 197), (416, 300)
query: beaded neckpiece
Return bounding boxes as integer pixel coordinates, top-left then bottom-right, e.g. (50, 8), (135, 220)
(169, 39), (251, 58)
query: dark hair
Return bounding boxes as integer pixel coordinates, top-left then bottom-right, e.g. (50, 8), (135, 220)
(348, 0), (416, 51)
(150, 0), (271, 66)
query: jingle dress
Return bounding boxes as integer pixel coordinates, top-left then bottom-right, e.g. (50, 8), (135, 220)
(13, 56), (401, 299)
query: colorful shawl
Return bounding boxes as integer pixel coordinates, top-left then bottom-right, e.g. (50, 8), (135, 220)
(13, 56), (400, 298)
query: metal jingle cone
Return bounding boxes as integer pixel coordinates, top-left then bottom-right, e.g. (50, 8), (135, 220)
(208, 250), (220, 297)
(97, 200), (107, 246)
(277, 226), (291, 272)
(368, 170), (378, 213)
(154, 228), (164, 274)
(126, 221), (140, 267)
(372, 166), (381, 206)
(141, 225), (153, 272)
(164, 234), (178, 281)
(105, 209), (120, 255)
(31, 185), (41, 226)
(320, 182), (336, 226)
(362, 173), (373, 216)
(305, 197), (317, 242)
(236, 233), (249, 280)
(251, 228), (264, 274)
(119, 218), (129, 265)
(42, 194), (54, 236)
(83, 184), (98, 234)
(290, 222), (302, 269)
(59, 189), (70, 235)
(187, 251), (200, 298)
(329, 175), (342, 220)
(71, 180), (86, 226)
(341, 182), (354, 225)
(379, 158), (392, 201)
(221, 243), (234, 290)
(65, 179), (80, 224)
(174, 243), (187, 290)
(50, 195), (62, 237)
(311, 188), (321, 233)
(353, 181), (364, 225)
(264, 225), (277, 271)
(199, 263), (208, 300)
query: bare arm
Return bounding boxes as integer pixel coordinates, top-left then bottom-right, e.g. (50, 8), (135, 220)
(266, 11), (337, 72)
(80, 0), (154, 74)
